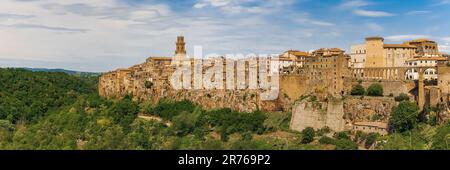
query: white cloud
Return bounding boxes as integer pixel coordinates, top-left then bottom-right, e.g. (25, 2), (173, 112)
(292, 12), (335, 27)
(194, 3), (208, 9)
(439, 43), (450, 53)
(193, 0), (294, 14)
(353, 9), (395, 17)
(405, 10), (431, 15)
(432, 0), (450, 6)
(385, 35), (430, 42)
(442, 37), (450, 42)
(366, 23), (383, 32)
(339, 0), (371, 9)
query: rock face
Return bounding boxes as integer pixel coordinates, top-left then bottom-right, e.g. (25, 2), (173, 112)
(343, 96), (396, 122)
(290, 96), (397, 132)
(290, 100), (346, 132)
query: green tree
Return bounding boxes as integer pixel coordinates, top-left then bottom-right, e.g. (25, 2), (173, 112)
(144, 81), (154, 89)
(431, 123), (450, 150)
(365, 133), (378, 149)
(367, 83), (383, 96)
(394, 93), (410, 102)
(389, 101), (420, 133)
(335, 139), (358, 150)
(334, 131), (350, 140)
(351, 84), (365, 96)
(319, 136), (335, 145)
(301, 127), (315, 144)
(108, 96), (139, 131)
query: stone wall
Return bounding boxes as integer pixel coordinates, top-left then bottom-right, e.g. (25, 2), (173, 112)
(290, 100), (346, 132)
(279, 75), (307, 101)
(360, 80), (415, 97)
(290, 96), (397, 132)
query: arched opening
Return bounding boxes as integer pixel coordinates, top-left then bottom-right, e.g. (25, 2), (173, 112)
(404, 68), (417, 80)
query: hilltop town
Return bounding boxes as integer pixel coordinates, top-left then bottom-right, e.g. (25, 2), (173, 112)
(99, 36), (450, 136)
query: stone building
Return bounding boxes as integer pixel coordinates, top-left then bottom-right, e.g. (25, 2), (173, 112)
(350, 37), (442, 68)
(280, 50), (310, 67)
(99, 36), (285, 112)
(350, 44), (366, 68)
(99, 35), (450, 134)
(438, 65), (450, 103)
(352, 122), (388, 135)
(405, 39), (440, 57)
(405, 57), (447, 80)
(303, 48), (350, 96)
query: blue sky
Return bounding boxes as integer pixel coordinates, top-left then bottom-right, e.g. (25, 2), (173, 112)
(0, 0), (449, 72)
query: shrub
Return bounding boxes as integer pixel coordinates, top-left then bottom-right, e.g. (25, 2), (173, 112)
(350, 84), (365, 96)
(301, 127), (315, 144)
(371, 114), (383, 121)
(230, 140), (271, 150)
(354, 131), (366, 142)
(431, 123), (450, 150)
(319, 136), (335, 145)
(316, 126), (331, 136)
(263, 112), (291, 132)
(334, 131), (350, 140)
(365, 133), (378, 149)
(171, 110), (204, 136)
(335, 139), (358, 150)
(389, 101), (420, 133)
(367, 83), (383, 96)
(148, 99), (196, 120)
(108, 96), (139, 130)
(394, 93), (410, 102)
(144, 81), (154, 89)
(207, 109), (266, 135)
(241, 131), (253, 141)
(309, 96), (317, 102)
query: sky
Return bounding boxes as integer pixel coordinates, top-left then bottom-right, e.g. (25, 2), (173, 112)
(0, 0), (450, 72)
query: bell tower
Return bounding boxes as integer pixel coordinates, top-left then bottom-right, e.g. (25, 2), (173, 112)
(173, 36), (186, 65)
(175, 36), (186, 55)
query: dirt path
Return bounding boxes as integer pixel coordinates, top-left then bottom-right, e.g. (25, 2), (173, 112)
(137, 114), (172, 127)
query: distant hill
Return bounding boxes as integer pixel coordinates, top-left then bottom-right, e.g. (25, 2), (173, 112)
(23, 68), (101, 77)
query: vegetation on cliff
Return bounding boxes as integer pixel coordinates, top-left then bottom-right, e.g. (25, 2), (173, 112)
(0, 69), (328, 150)
(0, 68), (448, 150)
(367, 83), (384, 96)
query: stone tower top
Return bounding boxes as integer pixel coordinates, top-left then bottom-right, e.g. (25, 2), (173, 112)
(365, 36), (384, 42)
(175, 36), (186, 55)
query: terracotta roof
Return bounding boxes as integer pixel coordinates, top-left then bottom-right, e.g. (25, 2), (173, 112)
(406, 57), (448, 61)
(406, 39), (435, 43)
(383, 44), (416, 48)
(286, 50), (310, 56)
(313, 48), (344, 53)
(353, 122), (388, 129)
